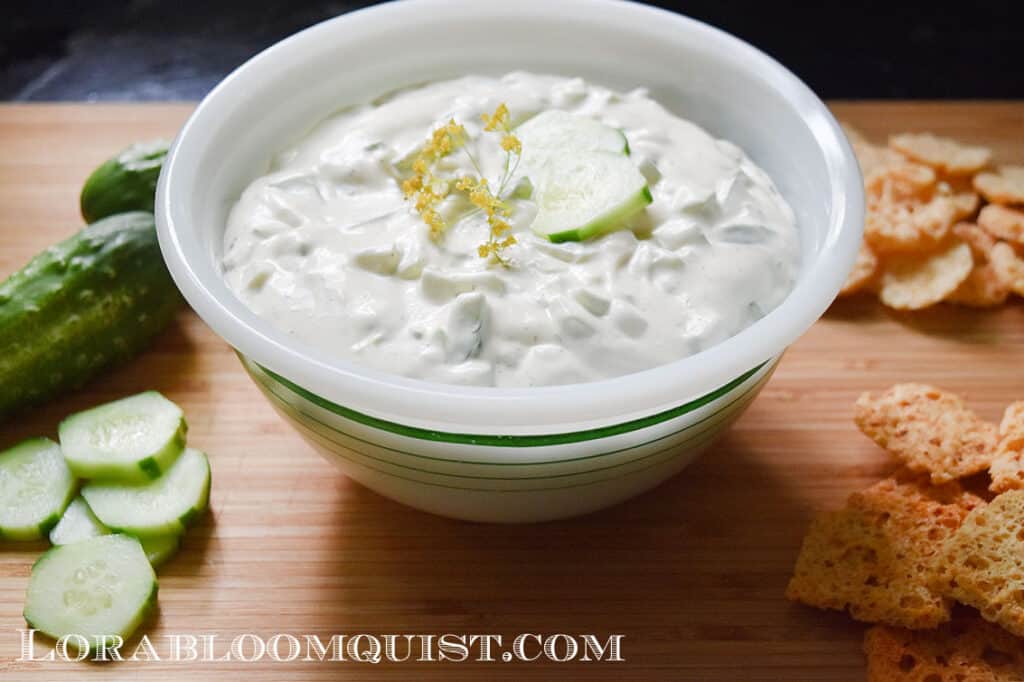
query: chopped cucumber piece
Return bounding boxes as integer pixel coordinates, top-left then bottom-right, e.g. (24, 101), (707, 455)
(139, 535), (180, 568)
(49, 496), (110, 545)
(0, 438), (75, 541)
(82, 448), (210, 537)
(517, 110), (629, 164)
(59, 391), (186, 483)
(530, 152), (653, 243)
(24, 534), (156, 652)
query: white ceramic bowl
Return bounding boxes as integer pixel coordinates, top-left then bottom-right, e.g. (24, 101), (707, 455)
(156, 0), (863, 522)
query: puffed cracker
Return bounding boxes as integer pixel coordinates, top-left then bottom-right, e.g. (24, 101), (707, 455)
(953, 222), (998, 259)
(854, 383), (998, 483)
(866, 195), (958, 254)
(947, 263), (1012, 307)
(933, 491), (1024, 638)
(839, 243), (880, 297)
(989, 402), (1024, 494)
(889, 133), (992, 175)
(878, 241), (973, 310)
(979, 204), (1024, 246)
(865, 162), (937, 203)
(864, 616), (1024, 681)
(974, 166), (1024, 205)
(990, 242), (1024, 296)
(946, 224), (1012, 306)
(786, 478), (978, 629)
(950, 192), (981, 221)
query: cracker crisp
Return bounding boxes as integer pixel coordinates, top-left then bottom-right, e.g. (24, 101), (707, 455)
(878, 241), (974, 310)
(889, 133), (992, 176)
(990, 403), (1024, 494)
(785, 478), (978, 629)
(954, 222), (999, 259)
(933, 491), (1024, 638)
(864, 616), (1024, 681)
(974, 166), (1024, 206)
(840, 243), (880, 297)
(947, 263), (1012, 307)
(950, 192), (981, 221)
(979, 204), (1024, 245)
(854, 384), (998, 483)
(866, 162), (938, 203)
(946, 224), (1011, 306)
(866, 196), (958, 254)
(990, 242), (1024, 296)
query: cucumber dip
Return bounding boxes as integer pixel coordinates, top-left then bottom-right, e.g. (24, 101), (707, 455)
(222, 73), (799, 387)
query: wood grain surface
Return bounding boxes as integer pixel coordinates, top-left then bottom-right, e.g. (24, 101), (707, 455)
(0, 102), (1022, 680)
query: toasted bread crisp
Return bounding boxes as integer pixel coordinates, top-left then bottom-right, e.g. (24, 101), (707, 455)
(840, 243), (881, 297)
(864, 616), (1024, 681)
(934, 491), (1024, 638)
(854, 384), (998, 483)
(878, 242), (974, 311)
(979, 204), (1024, 246)
(990, 243), (1024, 297)
(786, 478), (980, 629)
(975, 166), (1024, 206)
(890, 133), (992, 176)
(990, 403), (1024, 494)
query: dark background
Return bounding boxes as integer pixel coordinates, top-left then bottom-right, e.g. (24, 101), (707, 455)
(2, 0), (1021, 101)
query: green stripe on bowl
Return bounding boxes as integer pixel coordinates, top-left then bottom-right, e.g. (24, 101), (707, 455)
(294, 417), (731, 493)
(250, 359), (769, 447)
(253, 365), (770, 468)
(262, 374), (762, 478)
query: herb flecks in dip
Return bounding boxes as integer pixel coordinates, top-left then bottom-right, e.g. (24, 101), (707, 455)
(222, 73), (800, 387)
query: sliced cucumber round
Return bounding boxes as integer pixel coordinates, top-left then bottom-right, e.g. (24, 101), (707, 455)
(59, 391), (186, 483)
(530, 152), (653, 243)
(139, 534), (180, 568)
(24, 534), (157, 652)
(49, 496), (110, 546)
(82, 448), (210, 538)
(0, 438), (76, 541)
(517, 110), (629, 162)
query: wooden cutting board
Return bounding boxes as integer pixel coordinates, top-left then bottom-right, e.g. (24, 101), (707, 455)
(0, 103), (1022, 681)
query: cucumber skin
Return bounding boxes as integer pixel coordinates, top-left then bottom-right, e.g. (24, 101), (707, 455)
(80, 141), (167, 224)
(0, 212), (182, 418)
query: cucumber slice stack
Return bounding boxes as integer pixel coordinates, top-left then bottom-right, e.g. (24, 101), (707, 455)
(516, 110), (652, 242)
(1, 390), (212, 655)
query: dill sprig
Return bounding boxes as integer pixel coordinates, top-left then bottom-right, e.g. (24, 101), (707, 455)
(402, 103), (522, 266)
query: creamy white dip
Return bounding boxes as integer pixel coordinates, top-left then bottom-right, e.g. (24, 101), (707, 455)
(222, 73), (799, 387)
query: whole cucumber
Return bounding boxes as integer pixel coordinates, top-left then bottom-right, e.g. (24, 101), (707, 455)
(0, 212), (182, 417)
(80, 140), (168, 223)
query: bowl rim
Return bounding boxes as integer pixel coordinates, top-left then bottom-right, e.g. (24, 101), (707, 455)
(156, 0), (864, 435)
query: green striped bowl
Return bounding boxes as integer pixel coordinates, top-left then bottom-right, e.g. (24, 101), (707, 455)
(156, 1), (864, 523)
(241, 356), (779, 522)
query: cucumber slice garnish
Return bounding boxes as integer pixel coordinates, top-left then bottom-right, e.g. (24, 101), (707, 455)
(530, 152), (653, 243)
(24, 534), (157, 652)
(139, 534), (180, 568)
(515, 110), (651, 242)
(517, 110), (629, 161)
(82, 448), (210, 538)
(59, 391), (187, 483)
(0, 438), (75, 541)
(49, 496), (110, 546)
